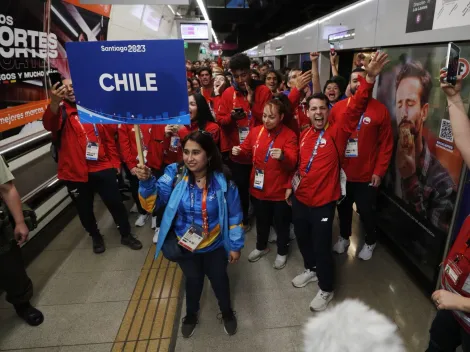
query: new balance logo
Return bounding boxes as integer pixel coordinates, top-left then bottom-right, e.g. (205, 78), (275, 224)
(321, 218), (328, 222)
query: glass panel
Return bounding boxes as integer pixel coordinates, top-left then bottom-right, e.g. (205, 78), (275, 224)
(206, 0), (225, 8)
(226, 0), (248, 8)
(287, 54), (300, 69)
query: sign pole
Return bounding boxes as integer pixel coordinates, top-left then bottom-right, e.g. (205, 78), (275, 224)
(134, 124), (145, 165)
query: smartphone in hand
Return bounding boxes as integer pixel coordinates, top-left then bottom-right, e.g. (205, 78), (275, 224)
(301, 61), (312, 73)
(48, 71), (63, 89)
(445, 42), (460, 86)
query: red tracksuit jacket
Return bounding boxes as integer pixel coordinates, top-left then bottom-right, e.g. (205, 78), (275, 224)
(42, 101), (120, 182)
(288, 87), (312, 131)
(294, 75), (373, 207)
(328, 97), (393, 182)
(117, 124), (152, 170)
(146, 124), (166, 171)
(178, 121), (220, 146)
(215, 83), (272, 163)
(240, 124), (298, 201)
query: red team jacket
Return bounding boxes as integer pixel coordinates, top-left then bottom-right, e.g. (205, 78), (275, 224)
(441, 216), (470, 333)
(239, 124), (298, 201)
(288, 87), (312, 131)
(216, 83), (272, 162)
(117, 124), (151, 170)
(294, 75), (373, 208)
(329, 97), (393, 182)
(178, 121), (220, 146)
(42, 102), (120, 182)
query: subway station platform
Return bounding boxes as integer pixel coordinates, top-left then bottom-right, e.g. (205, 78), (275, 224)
(0, 199), (436, 352)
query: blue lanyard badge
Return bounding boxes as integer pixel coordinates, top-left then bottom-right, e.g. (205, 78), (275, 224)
(305, 130), (325, 174)
(356, 114), (364, 131)
(92, 124), (99, 137)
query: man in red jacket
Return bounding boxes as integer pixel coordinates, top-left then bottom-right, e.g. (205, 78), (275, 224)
(42, 79), (142, 254)
(198, 67), (213, 105)
(287, 52), (389, 312)
(216, 53), (272, 228)
(330, 68), (394, 261)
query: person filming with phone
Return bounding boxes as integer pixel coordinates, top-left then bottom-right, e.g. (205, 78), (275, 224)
(425, 66), (470, 352)
(42, 77), (143, 254)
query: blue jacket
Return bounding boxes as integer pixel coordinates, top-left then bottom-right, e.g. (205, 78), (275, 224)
(139, 163), (245, 258)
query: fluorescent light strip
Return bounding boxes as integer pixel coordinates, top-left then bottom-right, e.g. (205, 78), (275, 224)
(319, 0), (372, 23)
(167, 5), (176, 15)
(51, 5), (78, 37)
(195, 0), (218, 44)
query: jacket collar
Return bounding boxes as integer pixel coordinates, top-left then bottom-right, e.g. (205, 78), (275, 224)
(182, 167), (228, 193)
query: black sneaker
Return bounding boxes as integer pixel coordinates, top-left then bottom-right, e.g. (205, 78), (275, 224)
(218, 310), (237, 336)
(14, 302), (44, 326)
(121, 234), (143, 250)
(181, 313), (198, 338)
(91, 234), (105, 254)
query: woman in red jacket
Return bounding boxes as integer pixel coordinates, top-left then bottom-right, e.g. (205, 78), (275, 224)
(178, 93), (220, 145)
(232, 99), (298, 269)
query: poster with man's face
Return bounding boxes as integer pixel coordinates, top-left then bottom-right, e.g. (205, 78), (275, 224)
(377, 44), (469, 236)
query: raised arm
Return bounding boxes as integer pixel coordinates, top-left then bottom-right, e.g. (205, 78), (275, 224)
(440, 69), (470, 168)
(310, 52), (322, 94)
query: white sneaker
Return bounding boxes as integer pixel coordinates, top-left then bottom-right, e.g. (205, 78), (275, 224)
(273, 254), (287, 269)
(135, 214), (150, 227)
(358, 243), (377, 261)
(333, 237), (350, 254)
(289, 224), (296, 241)
(292, 269), (318, 288)
(309, 290), (334, 312)
(130, 204), (138, 213)
(151, 216), (157, 229)
(268, 227), (277, 243)
(248, 248), (270, 262)
(153, 227), (160, 244)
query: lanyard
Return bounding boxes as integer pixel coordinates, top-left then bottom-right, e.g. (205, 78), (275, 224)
(78, 121), (99, 142)
(190, 183), (209, 236)
(253, 127), (282, 162)
(356, 114), (364, 131)
(305, 130), (325, 174)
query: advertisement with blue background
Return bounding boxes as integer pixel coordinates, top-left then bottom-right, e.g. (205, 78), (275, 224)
(66, 40), (190, 125)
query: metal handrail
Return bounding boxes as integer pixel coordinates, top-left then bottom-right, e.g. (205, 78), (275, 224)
(0, 131), (52, 162)
(22, 175), (65, 210)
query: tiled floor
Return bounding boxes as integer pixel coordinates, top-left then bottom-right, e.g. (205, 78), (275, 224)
(174, 216), (437, 352)
(0, 200), (437, 352)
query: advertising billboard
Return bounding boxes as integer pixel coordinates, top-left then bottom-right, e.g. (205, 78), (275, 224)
(376, 43), (468, 283)
(0, 0), (110, 141)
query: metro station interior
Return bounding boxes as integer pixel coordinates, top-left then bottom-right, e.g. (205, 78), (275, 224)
(1, 0), (470, 351)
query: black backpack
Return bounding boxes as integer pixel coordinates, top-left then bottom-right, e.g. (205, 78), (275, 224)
(50, 106), (68, 163)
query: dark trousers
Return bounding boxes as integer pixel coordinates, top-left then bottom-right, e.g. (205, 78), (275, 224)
(0, 242), (33, 306)
(292, 197), (336, 292)
(427, 309), (470, 352)
(66, 168), (131, 237)
(252, 197), (291, 256)
(123, 163), (147, 215)
(337, 181), (377, 245)
(228, 161), (252, 224)
(177, 247), (231, 315)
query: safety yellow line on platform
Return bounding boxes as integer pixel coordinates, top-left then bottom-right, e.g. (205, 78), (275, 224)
(112, 245), (183, 352)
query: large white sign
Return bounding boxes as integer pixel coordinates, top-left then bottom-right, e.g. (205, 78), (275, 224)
(433, 0), (470, 30)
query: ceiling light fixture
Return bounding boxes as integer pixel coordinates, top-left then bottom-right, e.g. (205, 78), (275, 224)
(195, 0), (219, 44)
(319, 0), (373, 24)
(167, 5), (176, 15)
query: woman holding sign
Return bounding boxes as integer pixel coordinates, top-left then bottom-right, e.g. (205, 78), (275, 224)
(232, 99), (298, 269)
(135, 131), (244, 338)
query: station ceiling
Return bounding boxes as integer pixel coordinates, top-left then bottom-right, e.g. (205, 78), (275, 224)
(200, 0), (356, 54)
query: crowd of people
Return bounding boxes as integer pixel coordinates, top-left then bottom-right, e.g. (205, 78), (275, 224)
(0, 47), (461, 352)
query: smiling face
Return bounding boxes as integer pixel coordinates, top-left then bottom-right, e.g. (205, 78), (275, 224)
(324, 82), (340, 103)
(262, 104), (283, 130)
(183, 139), (209, 174)
(188, 95), (197, 121)
(192, 79), (200, 90)
(308, 97), (329, 130)
(288, 70), (301, 89)
(265, 72), (279, 93)
(62, 79), (76, 103)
